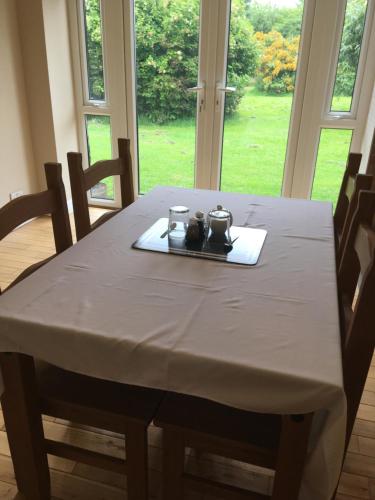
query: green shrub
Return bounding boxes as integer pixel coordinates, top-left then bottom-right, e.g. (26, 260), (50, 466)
(225, 0), (259, 115)
(136, 0), (258, 123)
(333, 0), (367, 96)
(84, 0), (105, 100)
(255, 31), (299, 94)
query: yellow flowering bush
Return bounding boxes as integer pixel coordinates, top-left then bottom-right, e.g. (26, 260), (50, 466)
(256, 31), (300, 94)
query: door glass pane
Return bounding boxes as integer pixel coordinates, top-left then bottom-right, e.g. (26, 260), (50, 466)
(134, 0), (200, 194)
(85, 115), (114, 200)
(331, 0), (368, 113)
(311, 128), (353, 207)
(83, 0), (105, 101)
(220, 0), (304, 196)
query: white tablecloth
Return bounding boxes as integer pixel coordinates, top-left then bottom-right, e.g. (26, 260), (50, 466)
(0, 186), (345, 500)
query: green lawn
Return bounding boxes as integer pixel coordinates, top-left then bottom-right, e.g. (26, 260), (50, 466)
(87, 87), (352, 205)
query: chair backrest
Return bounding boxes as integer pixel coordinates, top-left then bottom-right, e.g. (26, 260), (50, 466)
(336, 172), (373, 261)
(337, 190), (375, 450)
(334, 153), (362, 235)
(0, 163), (73, 293)
(67, 138), (134, 241)
(367, 128), (375, 176)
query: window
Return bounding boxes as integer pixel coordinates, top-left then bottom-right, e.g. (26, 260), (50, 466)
(69, 0), (128, 207)
(330, 0), (368, 113)
(311, 129), (353, 206)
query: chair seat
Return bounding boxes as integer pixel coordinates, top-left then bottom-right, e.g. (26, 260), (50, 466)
(5, 256), (55, 292)
(91, 208), (122, 232)
(36, 361), (163, 430)
(155, 392), (281, 451)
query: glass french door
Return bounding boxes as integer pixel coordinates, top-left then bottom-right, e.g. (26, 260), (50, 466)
(219, 1), (305, 197)
(69, 0), (375, 206)
(133, 0), (308, 196)
(131, 0), (375, 202)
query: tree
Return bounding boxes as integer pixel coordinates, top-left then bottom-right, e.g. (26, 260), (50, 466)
(136, 0), (258, 123)
(225, 0), (259, 114)
(84, 0), (105, 101)
(333, 0), (367, 96)
(246, 1), (303, 38)
(255, 31), (300, 94)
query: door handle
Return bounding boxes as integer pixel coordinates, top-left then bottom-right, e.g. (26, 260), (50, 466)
(187, 82), (206, 111)
(187, 85), (205, 92)
(216, 85), (236, 93)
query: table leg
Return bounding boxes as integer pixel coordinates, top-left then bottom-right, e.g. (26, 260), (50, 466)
(0, 353), (50, 500)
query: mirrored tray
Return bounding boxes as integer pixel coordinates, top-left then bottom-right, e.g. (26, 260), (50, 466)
(132, 218), (267, 266)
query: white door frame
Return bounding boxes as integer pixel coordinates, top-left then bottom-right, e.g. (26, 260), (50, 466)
(68, 0), (127, 208)
(70, 0), (375, 202)
(290, 0), (375, 199)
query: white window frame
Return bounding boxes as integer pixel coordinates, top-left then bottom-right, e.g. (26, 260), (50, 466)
(68, 0), (129, 208)
(69, 0), (375, 202)
(291, 0), (375, 199)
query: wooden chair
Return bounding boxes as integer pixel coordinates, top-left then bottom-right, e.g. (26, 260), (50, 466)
(333, 152), (373, 260)
(155, 400), (313, 498)
(1, 355), (163, 500)
(68, 137), (134, 241)
(337, 189), (375, 452)
(0, 163), (161, 500)
(367, 128), (375, 176)
(154, 192), (375, 500)
(0, 163), (72, 293)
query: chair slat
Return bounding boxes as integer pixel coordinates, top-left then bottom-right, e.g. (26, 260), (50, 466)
(183, 473), (269, 500)
(0, 190), (57, 241)
(84, 158), (123, 190)
(45, 439), (127, 474)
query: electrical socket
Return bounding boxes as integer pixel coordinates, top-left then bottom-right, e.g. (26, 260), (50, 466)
(10, 190), (24, 200)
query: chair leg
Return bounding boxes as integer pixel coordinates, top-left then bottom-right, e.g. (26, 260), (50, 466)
(272, 413), (313, 500)
(125, 421), (148, 500)
(0, 353), (50, 500)
(162, 428), (185, 500)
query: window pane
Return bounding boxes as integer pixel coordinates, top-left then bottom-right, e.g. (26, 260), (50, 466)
(135, 0), (200, 194)
(330, 0), (368, 113)
(83, 0), (105, 101)
(220, 1), (304, 196)
(85, 115), (114, 200)
(311, 128), (353, 207)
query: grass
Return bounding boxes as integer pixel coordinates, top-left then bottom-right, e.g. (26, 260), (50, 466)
(87, 87), (352, 204)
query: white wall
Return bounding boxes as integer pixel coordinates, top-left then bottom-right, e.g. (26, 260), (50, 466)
(12, 0), (79, 200)
(43, 0), (79, 194)
(0, 0), (38, 207)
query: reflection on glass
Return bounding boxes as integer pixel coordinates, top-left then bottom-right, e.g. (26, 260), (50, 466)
(85, 115), (114, 200)
(311, 128), (353, 207)
(83, 0), (105, 101)
(331, 0), (368, 112)
(135, 0), (200, 193)
(220, 1), (304, 196)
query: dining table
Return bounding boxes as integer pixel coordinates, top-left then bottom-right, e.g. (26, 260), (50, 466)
(0, 186), (345, 500)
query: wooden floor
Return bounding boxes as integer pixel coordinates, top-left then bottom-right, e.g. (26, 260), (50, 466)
(0, 211), (375, 499)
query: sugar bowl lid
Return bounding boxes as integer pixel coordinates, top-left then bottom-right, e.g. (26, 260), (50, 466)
(208, 205), (231, 219)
